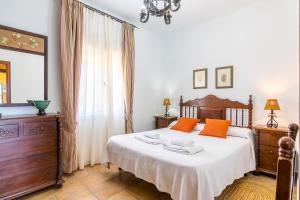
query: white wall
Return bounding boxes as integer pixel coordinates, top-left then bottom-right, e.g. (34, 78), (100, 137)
(0, 0), (61, 114)
(134, 28), (165, 131)
(163, 0), (299, 126)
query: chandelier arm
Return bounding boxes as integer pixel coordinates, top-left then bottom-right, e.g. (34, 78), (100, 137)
(164, 14), (171, 25)
(170, 2), (180, 12)
(140, 11), (150, 23)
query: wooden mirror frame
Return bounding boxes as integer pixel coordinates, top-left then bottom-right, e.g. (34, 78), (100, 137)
(0, 25), (48, 107)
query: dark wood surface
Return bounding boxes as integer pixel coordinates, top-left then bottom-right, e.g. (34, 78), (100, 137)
(0, 24), (48, 107)
(179, 94), (253, 129)
(0, 114), (63, 200)
(154, 115), (177, 129)
(254, 125), (289, 176)
(275, 124), (298, 200)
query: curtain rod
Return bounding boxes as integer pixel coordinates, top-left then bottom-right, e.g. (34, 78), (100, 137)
(79, 1), (138, 29)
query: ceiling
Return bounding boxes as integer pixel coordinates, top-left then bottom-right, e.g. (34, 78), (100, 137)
(83, 0), (260, 34)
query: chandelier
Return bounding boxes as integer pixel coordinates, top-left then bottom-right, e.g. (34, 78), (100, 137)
(140, 0), (181, 25)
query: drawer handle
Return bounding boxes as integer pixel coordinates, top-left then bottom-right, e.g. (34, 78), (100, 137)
(40, 126), (45, 131)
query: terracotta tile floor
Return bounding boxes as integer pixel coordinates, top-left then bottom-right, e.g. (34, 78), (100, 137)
(23, 164), (277, 200)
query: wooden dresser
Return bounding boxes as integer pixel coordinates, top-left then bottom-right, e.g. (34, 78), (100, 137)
(0, 114), (63, 200)
(154, 115), (177, 129)
(254, 125), (289, 175)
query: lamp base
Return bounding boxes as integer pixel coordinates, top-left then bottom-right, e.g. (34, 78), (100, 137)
(266, 111), (278, 128)
(164, 106), (169, 117)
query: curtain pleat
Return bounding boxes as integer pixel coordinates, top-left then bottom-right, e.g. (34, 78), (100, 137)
(122, 23), (135, 134)
(60, 0), (83, 174)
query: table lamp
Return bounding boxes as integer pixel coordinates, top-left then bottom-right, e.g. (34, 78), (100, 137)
(163, 98), (171, 117)
(264, 99), (280, 128)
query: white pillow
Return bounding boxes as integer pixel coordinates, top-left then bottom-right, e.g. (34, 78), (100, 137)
(193, 123), (205, 131)
(227, 126), (253, 139)
(168, 120), (177, 128)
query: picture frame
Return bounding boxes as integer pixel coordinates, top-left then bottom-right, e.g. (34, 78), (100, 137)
(193, 68), (207, 89)
(215, 66), (233, 89)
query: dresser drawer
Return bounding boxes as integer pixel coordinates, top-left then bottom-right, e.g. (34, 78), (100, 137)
(0, 151), (57, 181)
(24, 120), (57, 136)
(0, 134), (57, 162)
(157, 119), (169, 128)
(0, 167), (57, 199)
(258, 145), (278, 173)
(0, 124), (19, 140)
(258, 131), (285, 147)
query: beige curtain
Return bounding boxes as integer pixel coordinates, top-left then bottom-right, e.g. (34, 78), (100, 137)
(60, 0), (83, 173)
(122, 23), (135, 134)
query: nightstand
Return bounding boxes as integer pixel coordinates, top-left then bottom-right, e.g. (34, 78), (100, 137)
(154, 115), (177, 129)
(254, 125), (289, 175)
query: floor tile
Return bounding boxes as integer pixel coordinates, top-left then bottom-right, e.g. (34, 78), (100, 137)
(108, 191), (139, 200)
(91, 178), (127, 200)
(24, 190), (57, 200)
(127, 181), (161, 200)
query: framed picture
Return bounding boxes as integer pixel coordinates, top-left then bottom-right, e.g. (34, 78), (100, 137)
(216, 66), (233, 89)
(193, 68), (207, 89)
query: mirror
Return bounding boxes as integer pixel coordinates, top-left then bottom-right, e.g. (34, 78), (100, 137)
(0, 25), (47, 106)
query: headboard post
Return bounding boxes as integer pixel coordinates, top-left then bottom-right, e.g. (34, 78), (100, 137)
(275, 124), (298, 200)
(248, 95), (253, 129)
(179, 96), (183, 117)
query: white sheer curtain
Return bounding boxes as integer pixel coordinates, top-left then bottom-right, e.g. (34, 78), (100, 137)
(76, 7), (125, 169)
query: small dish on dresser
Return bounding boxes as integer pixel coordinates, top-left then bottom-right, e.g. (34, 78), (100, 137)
(28, 100), (51, 116)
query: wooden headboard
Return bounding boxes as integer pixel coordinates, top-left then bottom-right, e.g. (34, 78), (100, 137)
(179, 95), (253, 129)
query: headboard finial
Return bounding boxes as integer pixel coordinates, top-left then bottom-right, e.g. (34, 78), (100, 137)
(288, 123), (298, 141)
(249, 95), (253, 106)
(179, 96), (183, 117)
(180, 96), (183, 105)
(278, 136), (295, 159)
(248, 95), (253, 129)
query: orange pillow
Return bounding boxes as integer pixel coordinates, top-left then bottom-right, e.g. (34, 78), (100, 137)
(171, 118), (200, 133)
(200, 119), (232, 138)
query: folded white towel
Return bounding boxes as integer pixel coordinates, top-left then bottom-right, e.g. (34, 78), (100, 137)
(163, 142), (204, 155)
(144, 132), (160, 139)
(135, 134), (162, 145)
(171, 138), (194, 147)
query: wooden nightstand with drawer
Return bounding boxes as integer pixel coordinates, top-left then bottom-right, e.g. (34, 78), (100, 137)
(154, 115), (177, 129)
(254, 125), (289, 175)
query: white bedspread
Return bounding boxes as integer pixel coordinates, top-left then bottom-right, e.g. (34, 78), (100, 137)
(106, 128), (256, 200)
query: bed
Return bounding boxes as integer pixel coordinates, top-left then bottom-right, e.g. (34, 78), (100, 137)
(106, 95), (256, 200)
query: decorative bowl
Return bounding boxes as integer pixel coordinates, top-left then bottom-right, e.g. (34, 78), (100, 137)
(28, 100), (51, 115)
